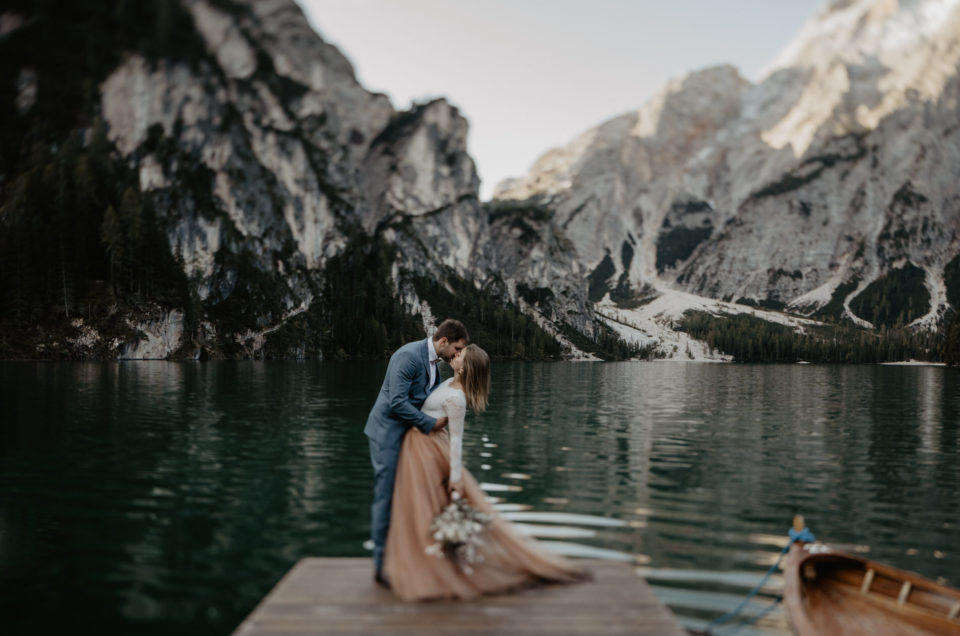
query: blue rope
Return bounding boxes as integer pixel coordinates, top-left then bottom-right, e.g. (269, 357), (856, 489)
(710, 595), (784, 636)
(703, 526), (815, 635)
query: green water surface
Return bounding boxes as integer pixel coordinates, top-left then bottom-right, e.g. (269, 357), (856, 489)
(1, 361), (958, 634)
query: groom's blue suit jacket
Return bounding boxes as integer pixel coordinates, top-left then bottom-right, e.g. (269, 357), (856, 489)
(364, 338), (438, 451)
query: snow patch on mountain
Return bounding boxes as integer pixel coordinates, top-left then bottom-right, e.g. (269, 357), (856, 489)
(596, 288), (825, 361)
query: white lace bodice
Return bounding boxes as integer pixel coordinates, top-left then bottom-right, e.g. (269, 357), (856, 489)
(421, 378), (466, 483)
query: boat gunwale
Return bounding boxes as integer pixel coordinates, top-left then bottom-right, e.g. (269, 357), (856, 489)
(784, 542), (960, 636)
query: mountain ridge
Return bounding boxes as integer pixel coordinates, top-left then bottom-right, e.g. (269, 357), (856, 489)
(1, 0), (957, 362)
(493, 0), (960, 351)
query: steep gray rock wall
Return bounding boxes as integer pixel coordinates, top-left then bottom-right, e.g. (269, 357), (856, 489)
(495, 0), (960, 331)
(359, 99), (486, 278)
(15, 0), (953, 360)
(94, 0), (516, 357)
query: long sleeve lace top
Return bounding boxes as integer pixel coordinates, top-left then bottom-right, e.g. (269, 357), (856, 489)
(420, 378), (467, 483)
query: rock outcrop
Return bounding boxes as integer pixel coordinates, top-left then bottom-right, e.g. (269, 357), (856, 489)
(6, 0), (957, 361)
(92, 0), (516, 357)
(495, 0), (960, 337)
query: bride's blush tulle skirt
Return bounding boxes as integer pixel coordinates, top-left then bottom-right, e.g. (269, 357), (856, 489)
(383, 428), (590, 601)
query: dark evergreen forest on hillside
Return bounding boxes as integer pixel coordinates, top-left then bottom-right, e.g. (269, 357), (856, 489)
(679, 310), (946, 364)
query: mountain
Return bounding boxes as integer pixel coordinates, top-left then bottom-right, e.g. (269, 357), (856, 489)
(1, 0), (957, 362)
(495, 0), (960, 358)
(2, 0), (625, 360)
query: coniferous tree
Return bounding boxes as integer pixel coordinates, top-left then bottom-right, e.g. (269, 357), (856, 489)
(945, 312), (960, 366)
(101, 204), (124, 294)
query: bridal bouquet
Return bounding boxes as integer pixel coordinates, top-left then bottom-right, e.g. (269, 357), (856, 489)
(425, 493), (494, 573)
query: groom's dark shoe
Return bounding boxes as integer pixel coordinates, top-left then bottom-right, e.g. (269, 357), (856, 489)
(374, 569), (391, 590)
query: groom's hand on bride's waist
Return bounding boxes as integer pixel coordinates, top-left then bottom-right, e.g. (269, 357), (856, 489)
(433, 417), (449, 431)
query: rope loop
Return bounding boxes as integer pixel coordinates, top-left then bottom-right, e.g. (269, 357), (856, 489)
(703, 525), (815, 635)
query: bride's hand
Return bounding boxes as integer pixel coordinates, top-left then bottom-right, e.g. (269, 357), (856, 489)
(449, 480), (464, 499)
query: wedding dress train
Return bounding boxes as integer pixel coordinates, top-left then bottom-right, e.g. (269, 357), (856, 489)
(383, 379), (589, 601)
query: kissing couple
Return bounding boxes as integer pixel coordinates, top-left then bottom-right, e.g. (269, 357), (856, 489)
(364, 318), (590, 600)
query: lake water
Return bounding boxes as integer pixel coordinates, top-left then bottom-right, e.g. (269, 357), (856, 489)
(1, 361), (958, 634)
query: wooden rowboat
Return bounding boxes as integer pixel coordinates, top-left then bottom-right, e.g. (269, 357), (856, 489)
(783, 517), (960, 636)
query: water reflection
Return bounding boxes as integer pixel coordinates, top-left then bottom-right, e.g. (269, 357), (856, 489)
(1, 361), (958, 635)
(474, 362), (959, 634)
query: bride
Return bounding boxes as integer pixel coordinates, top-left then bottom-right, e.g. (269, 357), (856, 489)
(383, 344), (590, 600)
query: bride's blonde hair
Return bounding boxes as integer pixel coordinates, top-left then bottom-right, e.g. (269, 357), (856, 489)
(460, 344), (490, 412)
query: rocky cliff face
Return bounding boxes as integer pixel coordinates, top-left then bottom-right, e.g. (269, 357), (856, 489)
(495, 0), (960, 338)
(90, 0), (512, 357)
(6, 0), (956, 361)
(99, 0), (387, 297)
(3, 0), (529, 359)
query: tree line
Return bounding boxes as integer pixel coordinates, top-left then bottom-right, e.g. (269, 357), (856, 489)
(412, 274), (565, 360)
(679, 310), (948, 364)
(945, 311), (960, 366)
(257, 239), (577, 361)
(0, 124), (187, 326)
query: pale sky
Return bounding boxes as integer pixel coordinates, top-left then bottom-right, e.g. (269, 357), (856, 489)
(298, 1), (825, 200)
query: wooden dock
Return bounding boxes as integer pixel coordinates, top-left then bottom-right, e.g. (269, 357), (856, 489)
(233, 558), (686, 635)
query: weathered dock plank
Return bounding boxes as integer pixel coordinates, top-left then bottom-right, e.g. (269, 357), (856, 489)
(234, 558), (686, 635)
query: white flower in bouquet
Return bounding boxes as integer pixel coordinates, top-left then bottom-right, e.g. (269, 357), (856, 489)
(425, 493), (493, 573)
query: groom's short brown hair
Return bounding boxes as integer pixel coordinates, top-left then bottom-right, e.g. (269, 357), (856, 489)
(434, 319), (469, 343)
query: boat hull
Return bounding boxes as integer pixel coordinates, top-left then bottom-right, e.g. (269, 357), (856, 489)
(784, 543), (960, 636)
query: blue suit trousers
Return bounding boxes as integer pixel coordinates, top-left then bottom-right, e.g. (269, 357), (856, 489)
(368, 436), (399, 573)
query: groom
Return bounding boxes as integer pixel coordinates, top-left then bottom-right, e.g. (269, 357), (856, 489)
(365, 318), (469, 586)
